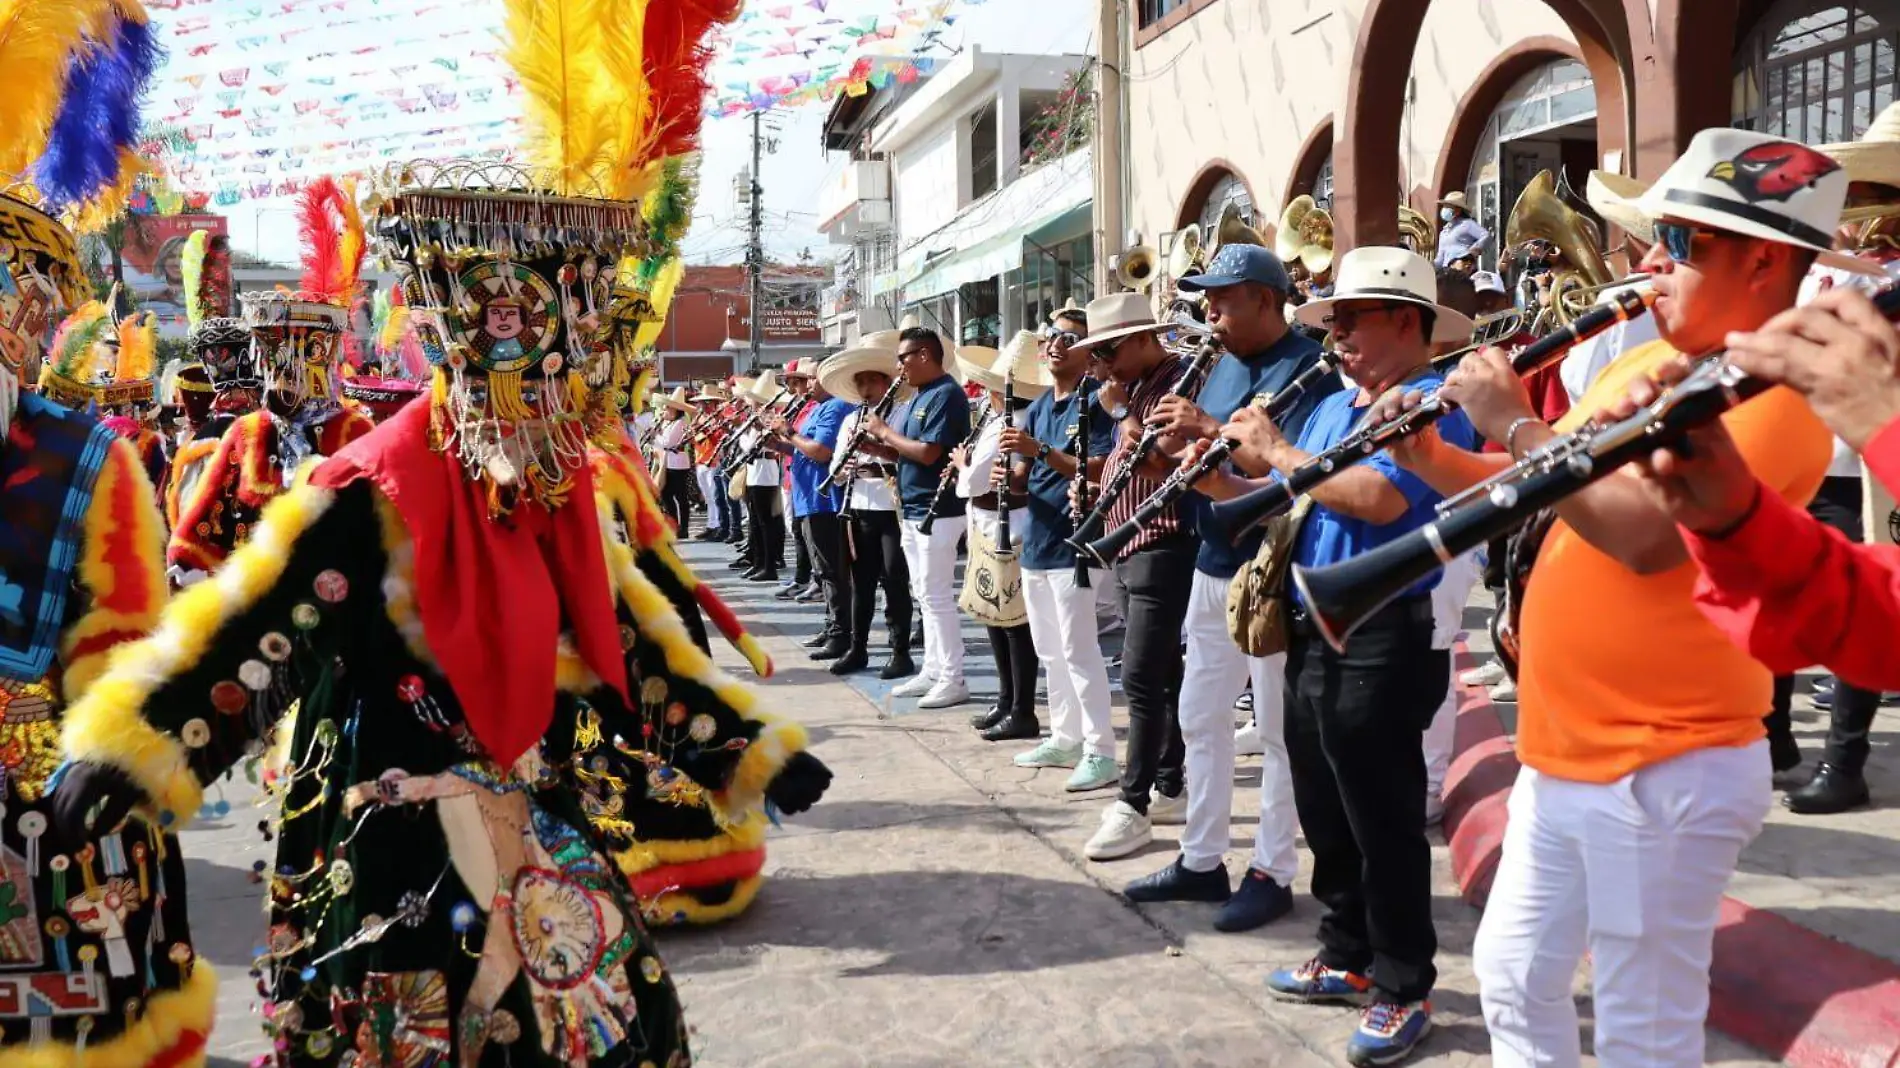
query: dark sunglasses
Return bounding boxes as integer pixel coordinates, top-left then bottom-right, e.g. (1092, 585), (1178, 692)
(1042, 327), (1083, 346)
(1653, 221), (1732, 266)
(1087, 334), (1131, 362)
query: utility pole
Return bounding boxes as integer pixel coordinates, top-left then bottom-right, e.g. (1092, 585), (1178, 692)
(748, 109), (765, 373)
(1092, 0), (1125, 299)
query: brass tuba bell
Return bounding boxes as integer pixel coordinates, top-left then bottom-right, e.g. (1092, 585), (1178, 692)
(1397, 204), (1438, 262)
(1276, 195), (1335, 277)
(1117, 244), (1159, 293)
(1167, 224), (1204, 280)
(1506, 170), (1614, 330)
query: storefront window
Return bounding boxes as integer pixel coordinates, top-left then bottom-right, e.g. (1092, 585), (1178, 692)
(1313, 156), (1335, 212)
(1008, 235), (1094, 332)
(1462, 57), (1598, 272)
(1734, 1), (1900, 140)
(958, 279), (1001, 347)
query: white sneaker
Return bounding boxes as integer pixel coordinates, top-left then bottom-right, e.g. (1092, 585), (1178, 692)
(891, 672), (937, 698)
(917, 678), (970, 709)
(1460, 661), (1506, 687)
(1148, 789), (1187, 825)
(1488, 677), (1518, 703)
(1085, 801), (1154, 860)
(1235, 721), (1265, 757)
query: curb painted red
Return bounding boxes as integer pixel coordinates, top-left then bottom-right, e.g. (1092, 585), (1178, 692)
(1443, 642), (1900, 1066)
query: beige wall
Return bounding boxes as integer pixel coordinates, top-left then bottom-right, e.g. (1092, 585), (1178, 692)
(1126, 0), (1581, 245)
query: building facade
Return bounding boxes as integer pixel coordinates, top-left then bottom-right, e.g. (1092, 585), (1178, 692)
(1125, 0), (1887, 279)
(652, 264), (828, 386)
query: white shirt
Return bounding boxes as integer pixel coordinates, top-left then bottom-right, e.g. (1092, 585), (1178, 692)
(742, 427), (780, 486)
(956, 407), (1026, 537)
(1559, 278), (1659, 407)
(1799, 257), (1900, 477)
(830, 408), (896, 513)
(657, 418), (693, 470)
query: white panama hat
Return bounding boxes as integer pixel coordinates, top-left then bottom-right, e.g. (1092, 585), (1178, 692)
(959, 331), (1053, 398)
(1586, 170), (1656, 245)
(818, 330), (905, 406)
(1614, 127), (1879, 276)
(1068, 292), (1169, 353)
(1293, 246), (1476, 343)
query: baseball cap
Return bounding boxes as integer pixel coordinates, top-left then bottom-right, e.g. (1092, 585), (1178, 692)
(1470, 270), (1507, 295)
(1177, 243), (1293, 294)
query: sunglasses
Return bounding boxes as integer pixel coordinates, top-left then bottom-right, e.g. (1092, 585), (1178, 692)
(1653, 221), (1733, 266)
(1042, 327), (1083, 347)
(1319, 302), (1407, 332)
(1087, 334), (1131, 362)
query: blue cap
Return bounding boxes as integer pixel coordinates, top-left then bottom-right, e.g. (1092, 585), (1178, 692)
(1177, 243), (1293, 294)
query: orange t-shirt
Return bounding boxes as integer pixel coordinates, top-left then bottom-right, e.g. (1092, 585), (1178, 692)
(1515, 339), (1832, 784)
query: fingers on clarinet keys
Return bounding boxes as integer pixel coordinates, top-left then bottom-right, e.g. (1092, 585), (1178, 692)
(48, 762), (150, 851)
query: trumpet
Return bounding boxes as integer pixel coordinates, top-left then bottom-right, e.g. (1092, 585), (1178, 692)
(1066, 326), (1224, 552)
(1205, 287), (1655, 541)
(1073, 352), (1339, 567)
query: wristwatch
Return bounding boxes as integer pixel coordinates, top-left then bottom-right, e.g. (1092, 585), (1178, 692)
(1035, 441), (1052, 461)
(1106, 403), (1130, 422)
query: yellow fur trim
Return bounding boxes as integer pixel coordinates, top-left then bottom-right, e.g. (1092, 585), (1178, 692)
(62, 482), (339, 827)
(59, 438), (166, 700)
(612, 811), (768, 875)
(597, 502), (803, 815)
(644, 875), (764, 927)
(373, 495), (436, 666)
(0, 961), (217, 1068)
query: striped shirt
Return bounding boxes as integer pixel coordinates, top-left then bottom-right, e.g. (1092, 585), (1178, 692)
(1100, 354), (1191, 558)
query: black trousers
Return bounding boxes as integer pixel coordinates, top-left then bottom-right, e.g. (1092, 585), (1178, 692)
(1765, 474), (1882, 773)
(1115, 537), (1195, 812)
(791, 515), (813, 585)
(800, 510), (849, 643)
(744, 485), (784, 574)
(847, 509), (912, 654)
(986, 623), (1038, 719)
(1286, 597), (1446, 1005)
(660, 466), (694, 537)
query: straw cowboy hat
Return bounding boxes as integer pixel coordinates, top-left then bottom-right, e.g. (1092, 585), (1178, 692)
(1817, 101), (1900, 188)
(784, 357), (818, 379)
(691, 381), (730, 403)
(1586, 170), (1656, 245)
(1294, 246), (1477, 343)
(660, 386), (695, 415)
(1606, 127), (1879, 276)
(743, 368), (785, 406)
(1049, 297), (1086, 323)
(957, 332), (1053, 399)
(818, 329), (904, 406)
(1068, 292), (1172, 353)
(1438, 190), (1473, 212)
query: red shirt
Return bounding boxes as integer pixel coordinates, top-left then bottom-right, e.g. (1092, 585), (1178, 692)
(1476, 333), (1571, 453)
(1684, 416), (1900, 691)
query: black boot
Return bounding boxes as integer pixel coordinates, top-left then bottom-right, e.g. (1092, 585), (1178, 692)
(809, 638), (850, 662)
(980, 713), (1040, 742)
(829, 648), (870, 675)
(879, 651), (918, 680)
(801, 632), (832, 649)
(969, 704), (1006, 731)
(1784, 762), (1871, 815)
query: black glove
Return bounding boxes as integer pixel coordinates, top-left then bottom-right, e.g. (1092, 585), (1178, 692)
(48, 762), (149, 853)
(764, 751), (832, 817)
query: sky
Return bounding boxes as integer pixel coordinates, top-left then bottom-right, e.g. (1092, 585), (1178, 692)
(679, 0), (1097, 268)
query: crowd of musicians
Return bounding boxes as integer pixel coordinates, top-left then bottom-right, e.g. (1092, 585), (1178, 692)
(643, 110), (1900, 1068)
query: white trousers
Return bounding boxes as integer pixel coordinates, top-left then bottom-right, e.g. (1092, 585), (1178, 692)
(1177, 570), (1297, 883)
(695, 465), (718, 509)
(1425, 551), (1483, 797)
(1475, 743), (1771, 1068)
(900, 515), (965, 681)
(1022, 568), (1114, 758)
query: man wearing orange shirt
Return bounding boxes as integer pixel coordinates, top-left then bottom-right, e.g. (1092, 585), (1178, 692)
(1376, 129), (1865, 1067)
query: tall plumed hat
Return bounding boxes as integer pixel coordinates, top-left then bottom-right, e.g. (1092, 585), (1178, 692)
(0, 193), (88, 381)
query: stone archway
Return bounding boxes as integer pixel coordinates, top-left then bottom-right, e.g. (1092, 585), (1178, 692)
(1336, 0), (1637, 249)
(1430, 38), (1588, 202)
(1173, 159), (1259, 230)
(1286, 118), (1335, 208)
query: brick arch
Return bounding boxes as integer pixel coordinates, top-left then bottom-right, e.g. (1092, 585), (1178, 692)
(1645, 0), (1743, 176)
(1431, 38), (1587, 203)
(1286, 118), (1336, 208)
(1337, 0), (1637, 250)
(1173, 158), (1259, 230)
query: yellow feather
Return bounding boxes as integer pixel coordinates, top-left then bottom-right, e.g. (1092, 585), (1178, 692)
(593, 0), (653, 200)
(504, 0), (612, 196)
(115, 309), (156, 384)
(337, 178), (365, 297)
(0, 0), (109, 179)
(632, 258), (685, 351)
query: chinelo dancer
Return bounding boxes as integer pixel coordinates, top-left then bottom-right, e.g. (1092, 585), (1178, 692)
(0, 192), (217, 1068)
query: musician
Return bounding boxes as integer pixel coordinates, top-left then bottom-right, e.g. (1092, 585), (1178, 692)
(952, 339), (1041, 742)
(776, 360), (821, 601)
(655, 386), (698, 535)
(1620, 286), (1900, 693)
(1375, 129), (1851, 1067)
(1124, 243), (1339, 934)
(738, 377), (788, 582)
(1066, 295), (1196, 861)
(692, 383), (735, 540)
(821, 336), (916, 679)
(861, 326), (972, 708)
(770, 358), (853, 659)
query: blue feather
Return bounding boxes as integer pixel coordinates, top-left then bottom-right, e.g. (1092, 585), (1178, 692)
(31, 16), (163, 210)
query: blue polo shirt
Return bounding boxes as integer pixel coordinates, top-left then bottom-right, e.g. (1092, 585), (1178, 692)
(1187, 329), (1341, 578)
(789, 396), (851, 517)
(1019, 382), (1117, 571)
(1289, 369), (1478, 603)
(896, 373), (971, 521)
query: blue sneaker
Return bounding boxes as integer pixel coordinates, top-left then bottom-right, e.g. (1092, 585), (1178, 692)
(1265, 956), (1371, 1004)
(1347, 1000), (1432, 1066)
(1214, 868), (1293, 932)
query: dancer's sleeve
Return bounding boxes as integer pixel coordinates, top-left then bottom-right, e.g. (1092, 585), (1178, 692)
(59, 438), (168, 701)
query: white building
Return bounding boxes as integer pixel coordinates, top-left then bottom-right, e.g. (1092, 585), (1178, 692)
(818, 46), (1096, 349)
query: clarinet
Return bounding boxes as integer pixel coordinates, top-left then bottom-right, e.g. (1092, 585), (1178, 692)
(996, 367), (1015, 552)
(920, 405), (993, 535)
(1072, 378), (1094, 588)
(723, 389), (791, 476)
(825, 372), (908, 497)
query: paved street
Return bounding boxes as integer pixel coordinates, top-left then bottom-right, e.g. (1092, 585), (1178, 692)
(178, 533), (1900, 1066)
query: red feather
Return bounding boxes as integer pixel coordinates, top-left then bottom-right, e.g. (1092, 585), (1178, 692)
(642, 0), (740, 162)
(297, 176), (345, 302)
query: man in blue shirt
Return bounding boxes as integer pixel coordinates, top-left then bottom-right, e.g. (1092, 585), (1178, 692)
(999, 321), (1120, 789)
(1214, 245), (1478, 1066)
(862, 327), (972, 708)
(770, 358), (853, 660)
(1124, 242), (1340, 939)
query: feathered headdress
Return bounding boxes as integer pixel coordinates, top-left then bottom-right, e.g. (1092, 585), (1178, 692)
(296, 176), (365, 306)
(21, 0), (161, 212)
(45, 300), (112, 381)
(639, 156), (697, 288)
(632, 258), (685, 353)
(181, 228), (233, 329)
(638, 0), (738, 174)
(114, 308), (155, 384)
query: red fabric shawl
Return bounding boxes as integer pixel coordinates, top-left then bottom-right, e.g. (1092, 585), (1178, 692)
(310, 398), (630, 766)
